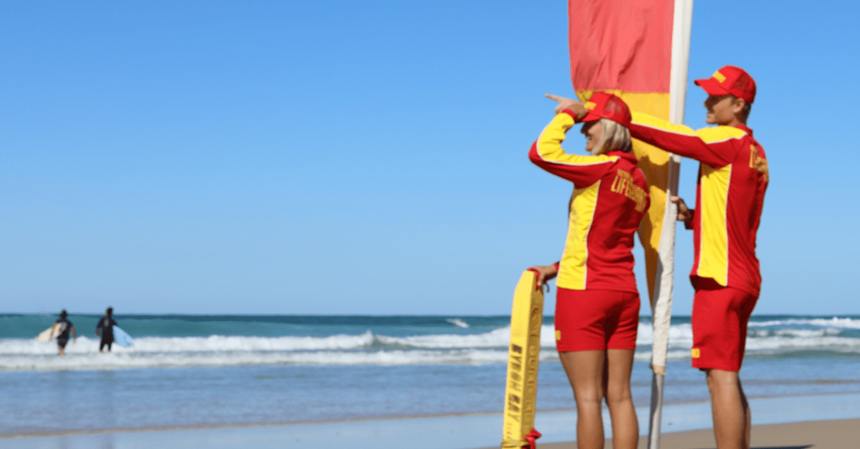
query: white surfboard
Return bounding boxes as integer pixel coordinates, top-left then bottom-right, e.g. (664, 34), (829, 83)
(112, 325), (134, 347)
(446, 318), (469, 328)
(35, 326), (55, 342)
(34, 322), (66, 342)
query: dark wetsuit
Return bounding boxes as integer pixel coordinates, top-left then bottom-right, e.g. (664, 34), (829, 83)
(55, 318), (73, 349)
(96, 316), (117, 351)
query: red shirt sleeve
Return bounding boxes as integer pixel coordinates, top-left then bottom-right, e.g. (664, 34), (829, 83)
(628, 112), (749, 168)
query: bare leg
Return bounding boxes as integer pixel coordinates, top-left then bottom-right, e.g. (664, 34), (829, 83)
(740, 379), (750, 449)
(705, 369), (750, 449)
(559, 350), (606, 449)
(605, 349), (638, 449)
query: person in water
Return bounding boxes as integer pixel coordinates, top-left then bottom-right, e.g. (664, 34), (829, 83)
(53, 310), (76, 356)
(95, 307), (118, 353)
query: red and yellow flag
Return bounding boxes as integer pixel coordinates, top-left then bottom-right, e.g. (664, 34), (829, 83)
(569, 0), (681, 310)
(569, 0), (674, 118)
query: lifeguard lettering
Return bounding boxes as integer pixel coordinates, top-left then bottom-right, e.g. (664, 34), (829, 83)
(610, 170), (648, 212)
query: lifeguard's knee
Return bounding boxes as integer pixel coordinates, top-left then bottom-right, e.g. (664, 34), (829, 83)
(604, 382), (632, 406)
(705, 369), (740, 394)
(573, 385), (604, 405)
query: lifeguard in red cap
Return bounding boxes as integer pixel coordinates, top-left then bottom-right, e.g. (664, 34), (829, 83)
(529, 92), (649, 449)
(558, 66), (768, 449)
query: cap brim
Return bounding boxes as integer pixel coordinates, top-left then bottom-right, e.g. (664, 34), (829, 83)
(581, 111), (603, 123)
(694, 78), (731, 97)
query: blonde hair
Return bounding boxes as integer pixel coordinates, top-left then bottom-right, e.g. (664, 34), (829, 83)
(592, 118), (632, 155)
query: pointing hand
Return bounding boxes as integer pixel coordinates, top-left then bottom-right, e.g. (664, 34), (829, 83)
(545, 94), (588, 120)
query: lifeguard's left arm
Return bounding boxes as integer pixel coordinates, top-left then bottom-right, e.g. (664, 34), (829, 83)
(628, 112), (747, 167)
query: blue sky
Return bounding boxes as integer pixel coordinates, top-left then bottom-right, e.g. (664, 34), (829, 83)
(2, 1), (857, 315)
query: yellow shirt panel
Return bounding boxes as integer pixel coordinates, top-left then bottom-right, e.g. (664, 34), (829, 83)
(557, 182), (600, 290)
(697, 163), (731, 285)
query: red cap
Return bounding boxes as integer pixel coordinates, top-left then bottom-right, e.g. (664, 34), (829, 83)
(580, 92), (631, 128)
(694, 65), (756, 104)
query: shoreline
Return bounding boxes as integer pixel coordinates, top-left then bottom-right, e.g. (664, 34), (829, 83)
(2, 393), (858, 449)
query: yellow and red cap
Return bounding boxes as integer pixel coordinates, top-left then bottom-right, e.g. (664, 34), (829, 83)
(580, 92), (632, 128)
(694, 65), (756, 104)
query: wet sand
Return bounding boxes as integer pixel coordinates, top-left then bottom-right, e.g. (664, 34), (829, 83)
(2, 394), (858, 449)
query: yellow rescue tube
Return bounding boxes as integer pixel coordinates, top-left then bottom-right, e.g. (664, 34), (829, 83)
(501, 269), (544, 448)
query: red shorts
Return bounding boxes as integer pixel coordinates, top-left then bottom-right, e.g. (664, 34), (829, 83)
(691, 278), (758, 371)
(554, 287), (640, 352)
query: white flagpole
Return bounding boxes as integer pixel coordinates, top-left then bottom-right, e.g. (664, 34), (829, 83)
(647, 1), (693, 449)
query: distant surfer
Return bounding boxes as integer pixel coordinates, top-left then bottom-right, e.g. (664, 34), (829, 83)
(53, 310), (76, 356)
(530, 92), (649, 449)
(95, 307), (118, 353)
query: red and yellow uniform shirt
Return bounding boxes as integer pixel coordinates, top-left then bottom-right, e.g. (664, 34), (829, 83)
(628, 113), (768, 297)
(529, 111), (650, 293)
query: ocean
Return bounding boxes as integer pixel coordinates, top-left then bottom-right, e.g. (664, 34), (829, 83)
(1, 313), (859, 436)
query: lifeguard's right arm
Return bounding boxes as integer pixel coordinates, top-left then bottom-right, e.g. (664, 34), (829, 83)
(672, 196), (695, 229)
(530, 263), (560, 287)
(629, 112), (746, 167)
(528, 110), (614, 187)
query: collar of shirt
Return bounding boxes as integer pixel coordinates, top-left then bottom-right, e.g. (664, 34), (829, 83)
(605, 150), (638, 164)
(734, 124), (754, 136)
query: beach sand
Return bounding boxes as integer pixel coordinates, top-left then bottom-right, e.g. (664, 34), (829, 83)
(505, 418), (860, 449)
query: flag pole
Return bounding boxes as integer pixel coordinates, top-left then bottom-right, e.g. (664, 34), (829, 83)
(647, 1), (693, 449)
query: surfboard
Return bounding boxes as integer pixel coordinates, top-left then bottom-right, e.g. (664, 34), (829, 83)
(446, 318), (469, 328)
(34, 322), (66, 342)
(112, 326), (134, 347)
(501, 269), (544, 449)
(35, 325), (57, 342)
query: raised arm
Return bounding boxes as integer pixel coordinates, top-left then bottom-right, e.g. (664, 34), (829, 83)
(528, 111), (615, 187)
(629, 112), (747, 167)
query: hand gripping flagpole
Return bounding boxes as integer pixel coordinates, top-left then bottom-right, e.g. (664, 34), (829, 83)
(647, 1), (692, 449)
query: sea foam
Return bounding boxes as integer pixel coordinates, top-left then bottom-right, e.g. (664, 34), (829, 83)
(2, 319), (858, 371)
